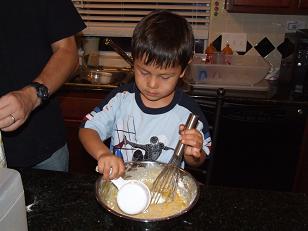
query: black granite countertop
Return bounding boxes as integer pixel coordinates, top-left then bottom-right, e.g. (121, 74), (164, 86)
(19, 168), (308, 231)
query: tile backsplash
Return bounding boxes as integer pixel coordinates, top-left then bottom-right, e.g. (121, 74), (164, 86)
(208, 0), (308, 68)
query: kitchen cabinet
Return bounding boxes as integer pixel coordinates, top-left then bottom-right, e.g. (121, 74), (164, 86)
(225, 0), (308, 15)
(300, 0), (308, 8)
(57, 88), (108, 174)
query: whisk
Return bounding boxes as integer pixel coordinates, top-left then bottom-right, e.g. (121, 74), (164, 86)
(150, 113), (199, 204)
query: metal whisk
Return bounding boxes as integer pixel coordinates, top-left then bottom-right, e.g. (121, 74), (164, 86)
(150, 113), (199, 204)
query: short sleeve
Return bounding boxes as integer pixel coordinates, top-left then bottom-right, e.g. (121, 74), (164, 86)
(45, 0), (86, 43)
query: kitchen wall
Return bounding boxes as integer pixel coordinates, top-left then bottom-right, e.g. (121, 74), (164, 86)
(208, 0), (308, 68)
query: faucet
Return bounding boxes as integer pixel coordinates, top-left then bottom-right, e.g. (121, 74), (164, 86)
(104, 38), (134, 68)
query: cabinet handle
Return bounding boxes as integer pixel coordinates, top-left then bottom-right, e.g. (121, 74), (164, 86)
(298, 0), (301, 8)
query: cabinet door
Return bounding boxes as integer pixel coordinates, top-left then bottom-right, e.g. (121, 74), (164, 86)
(298, 0), (308, 9)
(230, 0), (292, 7)
(64, 120), (97, 174)
(58, 90), (107, 174)
(225, 0), (307, 14)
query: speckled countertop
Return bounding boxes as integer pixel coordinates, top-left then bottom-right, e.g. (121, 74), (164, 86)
(18, 168), (308, 231)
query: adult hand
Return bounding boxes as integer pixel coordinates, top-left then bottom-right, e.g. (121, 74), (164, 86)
(0, 86), (37, 132)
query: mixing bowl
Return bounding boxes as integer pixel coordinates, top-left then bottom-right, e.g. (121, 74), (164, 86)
(95, 161), (200, 222)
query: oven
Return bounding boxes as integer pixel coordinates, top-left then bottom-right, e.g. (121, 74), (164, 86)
(291, 29), (308, 100)
(280, 29), (308, 100)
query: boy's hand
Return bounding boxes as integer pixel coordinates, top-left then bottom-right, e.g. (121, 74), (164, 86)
(179, 124), (205, 166)
(97, 153), (125, 180)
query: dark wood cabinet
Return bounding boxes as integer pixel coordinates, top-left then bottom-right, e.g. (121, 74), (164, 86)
(299, 0), (308, 9)
(225, 0), (308, 14)
(57, 88), (108, 174)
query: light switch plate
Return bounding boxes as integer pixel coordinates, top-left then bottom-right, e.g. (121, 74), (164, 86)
(221, 33), (247, 52)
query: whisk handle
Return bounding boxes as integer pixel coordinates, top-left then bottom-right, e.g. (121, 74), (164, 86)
(185, 113), (199, 130)
(173, 113), (199, 159)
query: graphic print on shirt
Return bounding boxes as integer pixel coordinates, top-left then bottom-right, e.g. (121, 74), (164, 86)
(112, 116), (174, 162)
(124, 135), (173, 161)
(113, 115), (136, 161)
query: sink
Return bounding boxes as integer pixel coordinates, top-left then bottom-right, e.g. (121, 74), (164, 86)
(68, 67), (134, 86)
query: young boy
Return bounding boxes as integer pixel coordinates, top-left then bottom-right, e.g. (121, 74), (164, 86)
(79, 10), (211, 180)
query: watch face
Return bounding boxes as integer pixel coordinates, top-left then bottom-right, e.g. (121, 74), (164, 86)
(30, 82), (49, 102)
(37, 85), (49, 99)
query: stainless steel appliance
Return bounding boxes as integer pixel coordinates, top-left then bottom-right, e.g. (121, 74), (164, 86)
(291, 29), (308, 100)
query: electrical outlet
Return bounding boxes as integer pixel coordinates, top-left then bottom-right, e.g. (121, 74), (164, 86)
(286, 20), (306, 32)
(221, 33), (247, 52)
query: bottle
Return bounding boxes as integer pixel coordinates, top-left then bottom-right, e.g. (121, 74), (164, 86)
(222, 43), (233, 64)
(0, 131), (7, 168)
(205, 43), (217, 64)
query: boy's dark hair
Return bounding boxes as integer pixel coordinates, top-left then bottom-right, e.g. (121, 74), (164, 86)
(131, 10), (194, 72)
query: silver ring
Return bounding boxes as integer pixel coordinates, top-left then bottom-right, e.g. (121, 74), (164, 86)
(9, 114), (16, 124)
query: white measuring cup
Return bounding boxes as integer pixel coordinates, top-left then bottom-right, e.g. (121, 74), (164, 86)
(112, 177), (151, 215)
(96, 166), (151, 215)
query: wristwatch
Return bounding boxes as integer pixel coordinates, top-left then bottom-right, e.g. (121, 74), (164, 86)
(29, 82), (49, 105)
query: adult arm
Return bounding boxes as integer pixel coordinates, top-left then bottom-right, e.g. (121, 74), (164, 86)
(0, 36), (78, 131)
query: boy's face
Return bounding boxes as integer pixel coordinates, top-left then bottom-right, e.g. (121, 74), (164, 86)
(134, 57), (185, 108)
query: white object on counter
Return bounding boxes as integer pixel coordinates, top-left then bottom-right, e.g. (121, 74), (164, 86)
(0, 168), (28, 231)
(0, 131), (7, 168)
(186, 55), (271, 86)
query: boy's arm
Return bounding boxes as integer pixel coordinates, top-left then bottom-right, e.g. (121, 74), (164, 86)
(79, 128), (110, 160)
(79, 127), (125, 179)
